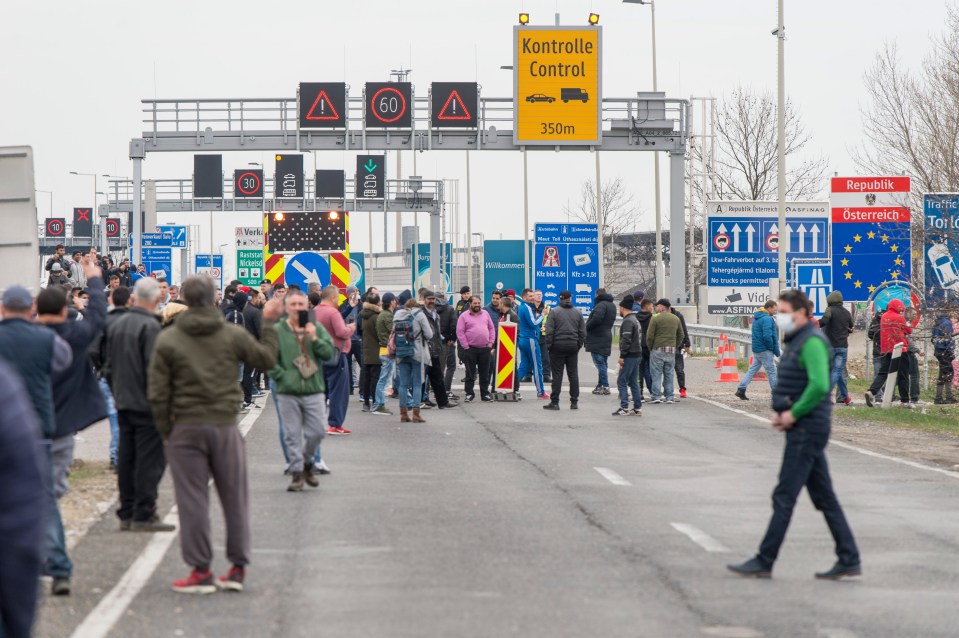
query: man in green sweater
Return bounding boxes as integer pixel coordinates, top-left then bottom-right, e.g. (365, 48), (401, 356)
(148, 276), (282, 595)
(727, 288), (860, 580)
(645, 299), (686, 404)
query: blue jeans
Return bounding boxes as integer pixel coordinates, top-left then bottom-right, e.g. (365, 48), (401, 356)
(831, 348), (848, 400)
(739, 350), (778, 391)
(43, 442), (72, 579)
(100, 378), (119, 464)
(396, 358), (423, 409)
(517, 336), (544, 395)
(591, 352), (609, 388)
(649, 350), (676, 400)
(617, 356), (642, 409)
(373, 355), (395, 409)
(758, 427), (860, 568)
(322, 353), (350, 427)
(273, 378), (321, 465)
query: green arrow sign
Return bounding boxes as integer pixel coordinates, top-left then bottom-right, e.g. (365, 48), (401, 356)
(363, 159), (378, 173)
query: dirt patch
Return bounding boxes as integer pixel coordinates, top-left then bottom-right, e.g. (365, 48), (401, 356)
(60, 459), (118, 548)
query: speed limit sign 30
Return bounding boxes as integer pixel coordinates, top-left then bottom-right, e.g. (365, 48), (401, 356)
(365, 82), (412, 128)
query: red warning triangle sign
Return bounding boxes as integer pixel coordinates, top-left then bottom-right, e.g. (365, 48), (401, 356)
(438, 90), (472, 120)
(305, 90), (340, 121)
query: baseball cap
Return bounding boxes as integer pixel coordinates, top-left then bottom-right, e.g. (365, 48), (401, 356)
(505, 289), (516, 297)
(423, 289), (437, 299)
(2, 286), (33, 311)
(260, 278), (271, 285)
(459, 285), (471, 294)
(51, 263), (63, 272)
(559, 290), (572, 299)
(633, 289), (646, 301)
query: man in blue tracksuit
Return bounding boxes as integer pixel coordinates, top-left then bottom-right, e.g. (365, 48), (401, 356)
(517, 288), (546, 398)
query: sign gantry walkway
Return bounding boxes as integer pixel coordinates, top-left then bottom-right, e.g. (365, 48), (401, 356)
(128, 92), (691, 301)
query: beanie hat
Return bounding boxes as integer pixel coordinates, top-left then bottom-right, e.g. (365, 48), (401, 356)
(381, 292), (397, 307)
(620, 295), (635, 310)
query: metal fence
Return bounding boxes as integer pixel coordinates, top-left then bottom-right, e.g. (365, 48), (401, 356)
(611, 318), (752, 360)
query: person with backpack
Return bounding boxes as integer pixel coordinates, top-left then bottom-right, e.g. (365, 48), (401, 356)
(372, 293), (398, 414)
(933, 309), (957, 404)
(360, 293), (384, 414)
(392, 298), (433, 423)
(818, 291), (854, 405)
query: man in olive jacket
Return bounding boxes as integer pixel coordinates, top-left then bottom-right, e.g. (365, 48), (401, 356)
(646, 298), (685, 403)
(373, 292), (398, 413)
(270, 290), (335, 492)
(147, 275), (281, 595)
(585, 289), (616, 395)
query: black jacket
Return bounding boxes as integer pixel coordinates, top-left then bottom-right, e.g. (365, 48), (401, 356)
(48, 276), (109, 438)
(636, 309), (653, 357)
(105, 306), (162, 413)
(242, 303), (263, 340)
(545, 301), (586, 352)
(619, 312), (643, 358)
(867, 312), (883, 357)
(424, 310), (444, 360)
(584, 293), (616, 356)
(671, 308), (691, 348)
(89, 306), (130, 374)
(819, 296), (853, 349)
(436, 299), (457, 344)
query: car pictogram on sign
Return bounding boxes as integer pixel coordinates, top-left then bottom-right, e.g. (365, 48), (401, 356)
(525, 93), (555, 103)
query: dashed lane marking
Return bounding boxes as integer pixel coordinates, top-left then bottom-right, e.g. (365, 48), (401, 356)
(594, 466), (633, 486)
(670, 522), (730, 553)
(69, 407), (264, 638)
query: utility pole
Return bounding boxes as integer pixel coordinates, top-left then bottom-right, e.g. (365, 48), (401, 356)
(776, 0), (787, 293)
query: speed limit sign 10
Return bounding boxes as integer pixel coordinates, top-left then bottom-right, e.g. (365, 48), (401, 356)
(365, 82), (412, 128)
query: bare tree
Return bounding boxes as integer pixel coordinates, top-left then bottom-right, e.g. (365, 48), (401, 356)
(689, 87), (828, 203)
(856, 6), (959, 298)
(563, 177), (643, 295)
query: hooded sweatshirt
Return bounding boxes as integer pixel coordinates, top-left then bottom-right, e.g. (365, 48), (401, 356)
(393, 306), (433, 364)
(819, 291), (853, 349)
(360, 302), (382, 365)
(147, 306), (278, 438)
(585, 292), (616, 356)
(879, 299), (911, 354)
(750, 308), (780, 355)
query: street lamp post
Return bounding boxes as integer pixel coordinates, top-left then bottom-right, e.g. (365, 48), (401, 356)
(623, 0), (663, 296)
(775, 0), (787, 293)
(35, 190), (53, 217)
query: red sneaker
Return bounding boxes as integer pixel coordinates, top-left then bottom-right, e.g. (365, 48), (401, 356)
(537, 393), (550, 400)
(216, 566), (245, 592)
(679, 389), (688, 399)
(841, 397), (853, 405)
(172, 568), (217, 595)
(328, 426), (352, 435)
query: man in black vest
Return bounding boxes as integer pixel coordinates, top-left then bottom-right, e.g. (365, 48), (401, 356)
(727, 288), (861, 581)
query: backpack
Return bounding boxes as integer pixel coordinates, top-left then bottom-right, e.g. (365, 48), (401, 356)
(389, 311), (420, 359)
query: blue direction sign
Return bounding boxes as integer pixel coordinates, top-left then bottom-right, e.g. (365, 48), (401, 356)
(141, 232), (173, 247)
(533, 223), (599, 314)
(795, 263), (832, 318)
(706, 201), (829, 314)
(156, 225), (187, 248)
(142, 247), (172, 280)
(284, 252), (331, 291)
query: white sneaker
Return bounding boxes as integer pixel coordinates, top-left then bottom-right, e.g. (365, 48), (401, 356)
(665, 398), (676, 404)
(314, 460), (332, 475)
(648, 398), (662, 404)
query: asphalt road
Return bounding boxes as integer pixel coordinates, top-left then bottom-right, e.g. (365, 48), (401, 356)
(35, 357), (959, 638)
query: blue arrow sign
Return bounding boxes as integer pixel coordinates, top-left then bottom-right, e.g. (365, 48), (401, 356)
(795, 263), (832, 318)
(156, 225), (187, 248)
(284, 252), (331, 290)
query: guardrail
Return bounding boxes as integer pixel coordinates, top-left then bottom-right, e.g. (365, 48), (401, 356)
(611, 318), (753, 360)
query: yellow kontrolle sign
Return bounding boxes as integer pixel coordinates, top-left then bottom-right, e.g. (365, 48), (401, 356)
(514, 26), (602, 145)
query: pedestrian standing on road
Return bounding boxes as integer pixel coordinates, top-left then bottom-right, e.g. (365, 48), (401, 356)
(314, 285), (356, 435)
(104, 277), (174, 533)
(373, 292), (398, 414)
(0, 359), (46, 638)
(484, 290), (503, 328)
(45, 244), (69, 274)
(728, 288), (861, 581)
(421, 291), (458, 409)
(818, 291), (853, 405)
(735, 300), (780, 401)
(0, 285), (73, 596)
(865, 299), (911, 407)
(544, 290), (586, 410)
(457, 295), (495, 403)
(646, 299), (685, 404)
(148, 275), (281, 595)
(271, 290), (335, 492)
(360, 293), (384, 413)
(436, 292), (459, 399)
(613, 295), (643, 416)
(535, 290), (552, 384)
(671, 305), (691, 398)
(339, 285), (362, 395)
(585, 288), (616, 396)
(242, 289), (264, 397)
(393, 298), (433, 423)
(89, 285), (132, 471)
(933, 309), (957, 404)
(900, 307), (922, 405)
(517, 288), (547, 399)
(68, 250), (87, 290)
(636, 298), (654, 398)
(47, 262), (74, 288)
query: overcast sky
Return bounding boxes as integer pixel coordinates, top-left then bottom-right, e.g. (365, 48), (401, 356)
(0, 0), (942, 257)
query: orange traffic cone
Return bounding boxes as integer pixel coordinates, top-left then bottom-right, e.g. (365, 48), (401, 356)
(715, 335), (727, 369)
(715, 341), (740, 383)
(751, 356), (768, 381)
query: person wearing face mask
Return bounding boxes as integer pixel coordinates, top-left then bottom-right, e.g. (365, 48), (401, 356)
(728, 288), (861, 581)
(735, 300), (780, 401)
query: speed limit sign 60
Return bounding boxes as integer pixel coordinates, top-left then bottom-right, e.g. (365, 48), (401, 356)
(365, 82), (412, 128)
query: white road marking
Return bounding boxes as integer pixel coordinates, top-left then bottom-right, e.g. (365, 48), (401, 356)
(594, 467), (632, 486)
(70, 407), (264, 638)
(670, 522), (730, 553)
(690, 394), (959, 482)
(701, 627), (763, 638)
